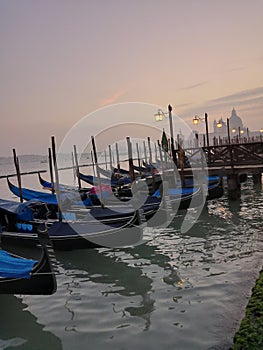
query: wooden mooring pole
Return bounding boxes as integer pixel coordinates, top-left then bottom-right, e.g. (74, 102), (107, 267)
(227, 174), (241, 200)
(51, 136), (62, 222)
(12, 149), (23, 203)
(126, 137), (135, 182)
(91, 136), (104, 208)
(73, 145), (81, 189)
(252, 172), (262, 185)
(48, 147), (55, 194)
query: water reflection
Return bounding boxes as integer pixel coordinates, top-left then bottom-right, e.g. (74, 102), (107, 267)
(0, 176), (262, 350)
(55, 238), (185, 333)
(157, 181), (263, 270)
(0, 295), (62, 349)
(56, 248), (155, 331)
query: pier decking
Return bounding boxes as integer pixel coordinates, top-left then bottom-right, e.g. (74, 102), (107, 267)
(181, 139), (263, 199)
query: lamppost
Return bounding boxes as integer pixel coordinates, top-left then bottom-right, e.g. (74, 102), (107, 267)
(226, 118), (230, 144)
(238, 127), (244, 138)
(154, 104), (177, 165)
(216, 119), (223, 128)
(192, 113), (209, 147)
(215, 118), (230, 144)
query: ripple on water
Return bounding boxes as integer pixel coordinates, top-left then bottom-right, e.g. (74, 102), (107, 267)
(0, 171), (262, 350)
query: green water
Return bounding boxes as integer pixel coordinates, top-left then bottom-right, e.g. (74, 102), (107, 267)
(0, 158), (262, 350)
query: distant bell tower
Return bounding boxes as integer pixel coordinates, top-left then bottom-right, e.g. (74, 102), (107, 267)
(229, 107), (243, 130)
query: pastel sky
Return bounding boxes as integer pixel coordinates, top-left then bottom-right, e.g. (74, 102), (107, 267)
(1, 0), (263, 156)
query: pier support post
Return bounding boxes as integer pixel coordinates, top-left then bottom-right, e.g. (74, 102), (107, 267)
(252, 172), (262, 185)
(227, 174), (241, 200)
(239, 173), (247, 184)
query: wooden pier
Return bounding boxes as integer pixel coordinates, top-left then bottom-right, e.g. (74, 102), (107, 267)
(3, 135), (262, 202)
(182, 140), (263, 199)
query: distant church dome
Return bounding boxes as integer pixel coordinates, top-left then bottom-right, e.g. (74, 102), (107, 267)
(229, 108), (243, 129)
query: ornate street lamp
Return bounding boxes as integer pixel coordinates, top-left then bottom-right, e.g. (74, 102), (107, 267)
(216, 120), (223, 128)
(154, 105), (174, 142)
(193, 115), (201, 125)
(154, 109), (166, 122)
(192, 113), (209, 147)
(154, 104), (176, 164)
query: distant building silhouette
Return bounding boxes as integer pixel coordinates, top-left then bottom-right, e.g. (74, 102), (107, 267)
(229, 108), (243, 131)
(191, 108), (262, 146)
(213, 108), (244, 136)
(209, 108), (247, 142)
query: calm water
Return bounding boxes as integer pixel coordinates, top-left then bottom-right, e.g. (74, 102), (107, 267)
(0, 156), (262, 350)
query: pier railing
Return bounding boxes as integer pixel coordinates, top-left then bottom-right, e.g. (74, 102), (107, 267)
(183, 140), (263, 175)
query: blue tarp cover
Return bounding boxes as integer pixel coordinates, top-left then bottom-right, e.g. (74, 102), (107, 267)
(8, 182), (93, 206)
(0, 250), (37, 279)
(153, 187), (198, 197)
(0, 199), (21, 214)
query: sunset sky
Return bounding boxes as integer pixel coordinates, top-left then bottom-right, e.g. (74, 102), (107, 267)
(1, 0), (263, 156)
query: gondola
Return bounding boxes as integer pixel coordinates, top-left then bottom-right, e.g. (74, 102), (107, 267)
(38, 172), (113, 204)
(0, 227), (57, 295)
(78, 170), (163, 197)
(36, 171), (205, 211)
(206, 180), (224, 200)
(148, 185), (205, 211)
(78, 171), (132, 187)
(183, 175), (224, 200)
(38, 172), (91, 195)
(7, 177), (93, 206)
(97, 166), (133, 178)
(8, 177), (58, 205)
(36, 173), (203, 212)
(0, 198), (145, 250)
(38, 172), (78, 192)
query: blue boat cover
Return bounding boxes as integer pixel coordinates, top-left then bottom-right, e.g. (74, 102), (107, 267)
(0, 250), (37, 279)
(79, 173), (131, 187)
(153, 187), (198, 197)
(8, 182), (58, 205)
(184, 175), (219, 186)
(0, 199), (21, 214)
(0, 199), (35, 221)
(7, 182), (93, 207)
